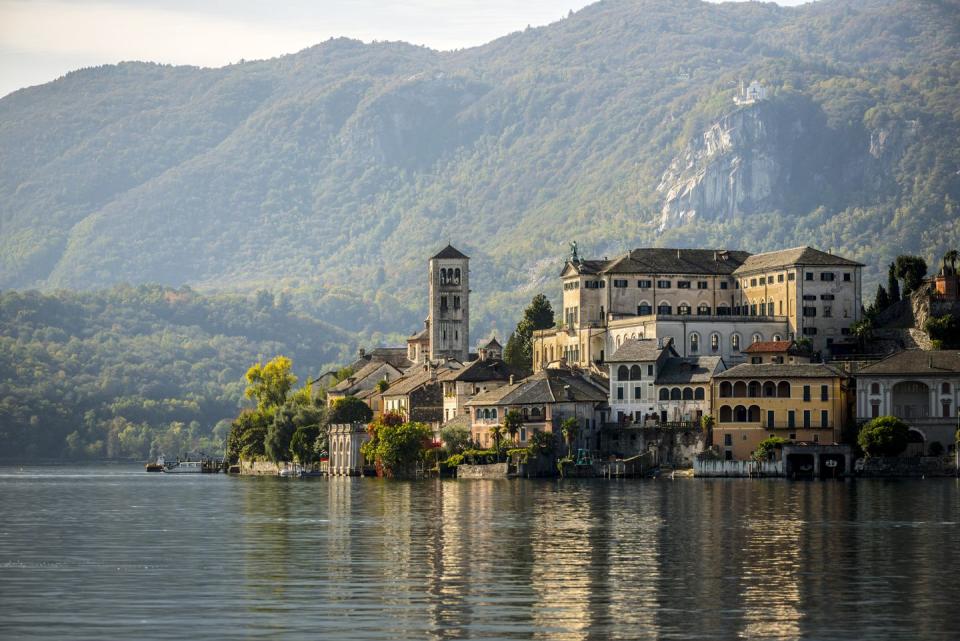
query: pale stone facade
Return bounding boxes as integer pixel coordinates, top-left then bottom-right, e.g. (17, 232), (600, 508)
(428, 245), (470, 363)
(328, 423), (370, 476)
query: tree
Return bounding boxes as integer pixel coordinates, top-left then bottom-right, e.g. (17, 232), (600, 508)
(290, 427), (318, 466)
(488, 422), (506, 459)
(560, 417), (580, 458)
(851, 318), (874, 349)
(328, 396), (373, 424)
(505, 294), (555, 371)
(265, 407), (297, 463)
(361, 417), (431, 478)
(894, 255), (927, 296)
(440, 423), (471, 453)
(529, 429), (556, 457)
(858, 416), (909, 457)
(925, 315), (960, 349)
(503, 409), (524, 444)
(245, 356), (296, 413)
(873, 284), (889, 313)
(887, 263), (901, 304)
(753, 436), (787, 461)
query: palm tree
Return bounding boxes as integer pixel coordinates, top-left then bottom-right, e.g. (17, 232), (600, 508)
(560, 417), (580, 458)
(503, 409), (523, 445)
(488, 423), (505, 461)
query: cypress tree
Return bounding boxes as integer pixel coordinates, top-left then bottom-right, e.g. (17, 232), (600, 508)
(874, 284), (890, 313)
(887, 263), (901, 304)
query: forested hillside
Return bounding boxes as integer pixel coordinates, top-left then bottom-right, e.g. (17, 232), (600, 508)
(1, 0), (958, 332)
(0, 286), (353, 459)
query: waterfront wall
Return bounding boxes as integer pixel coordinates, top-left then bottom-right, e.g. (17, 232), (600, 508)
(856, 456), (957, 477)
(458, 463), (509, 479)
(694, 459), (783, 477)
(240, 460), (283, 475)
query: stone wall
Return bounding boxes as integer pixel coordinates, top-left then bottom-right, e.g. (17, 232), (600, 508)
(240, 460), (283, 475)
(856, 456), (956, 477)
(457, 463), (509, 479)
(693, 459), (783, 477)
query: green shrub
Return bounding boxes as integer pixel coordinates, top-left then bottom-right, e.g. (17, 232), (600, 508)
(858, 416), (909, 457)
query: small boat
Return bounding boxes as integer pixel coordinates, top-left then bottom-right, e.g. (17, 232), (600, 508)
(146, 455), (165, 472)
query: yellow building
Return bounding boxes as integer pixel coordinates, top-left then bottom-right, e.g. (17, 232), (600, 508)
(711, 363), (853, 461)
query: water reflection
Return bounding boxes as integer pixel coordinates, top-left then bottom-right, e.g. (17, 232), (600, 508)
(2, 467), (960, 640)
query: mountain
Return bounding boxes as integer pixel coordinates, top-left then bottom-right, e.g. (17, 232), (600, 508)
(0, 285), (354, 459)
(1, 0), (958, 336)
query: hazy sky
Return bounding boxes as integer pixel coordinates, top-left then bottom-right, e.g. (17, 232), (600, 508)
(0, 0), (811, 98)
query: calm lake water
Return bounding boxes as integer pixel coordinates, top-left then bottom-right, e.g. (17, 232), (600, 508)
(1, 465), (959, 640)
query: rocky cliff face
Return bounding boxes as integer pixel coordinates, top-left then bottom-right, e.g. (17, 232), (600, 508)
(655, 96), (904, 232)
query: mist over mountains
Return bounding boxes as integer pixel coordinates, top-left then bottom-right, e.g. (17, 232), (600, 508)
(1, 0), (958, 336)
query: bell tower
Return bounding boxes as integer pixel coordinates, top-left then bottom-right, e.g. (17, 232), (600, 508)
(428, 245), (469, 362)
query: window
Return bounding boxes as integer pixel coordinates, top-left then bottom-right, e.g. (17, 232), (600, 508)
(750, 278), (758, 286)
(613, 279), (628, 288)
(695, 388), (705, 400)
(659, 388), (669, 401)
(690, 333), (699, 353)
(803, 410), (811, 428)
(778, 274), (784, 283)
(870, 383), (880, 394)
(671, 388), (682, 400)
(805, 272), (814, 281)
(657, 303), (672, 315)
(752, 333), (762, 344)
(617, 366), (629, 380)
(724, 434), (732, 446)
(698, 304), (711, 315)
(823, 306), (832, 318)
(803, 307), (817, 317)
(711, 334), (720, 352)
(821, 294), (835, 300)
(821, 272), (835, 281)
(843, 273), (851, 282)
(634, 386), (642, 400)
(453, 295), (461, 309)
(788, 273), (796, 281)
(697, 281), (708, 289)
(720, 282), (729, 290)
(803, 295), (817, 301)
(678, 304), (692, 315)
(657, 280), (671, 289)
(717, 305), (730, 316)
(731, 334), (741, 352)
(788, 411), (795, 428)
(871, 402), (880, 418)
(803, 385), (811, 401)
(751, 357), (762, 364)
(647, 365), (653, 376)
(617, 387), (624, 400)
(821, 410), (829, 427)
(440, 295), (448, 310)
(677, 280), (691, 289)
(630, 365), (642, 380)
(821, 385), (828, 401)
(942, 382), (951, 394)
(767, 410), (774, 428)
(638, 279), (652, 288)
(759, 277), (766, 285)
(803, 327), (818, 335)
(638, 303), (652, 316)
(682, 388), (694, 400)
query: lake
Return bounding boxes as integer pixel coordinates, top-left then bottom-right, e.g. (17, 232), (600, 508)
(0, 464), (958, 640)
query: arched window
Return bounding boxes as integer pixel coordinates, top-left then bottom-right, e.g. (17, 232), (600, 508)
(777, 381), (791, 398)
(659, 388), (669, 401)
(670, 387), (682, 400)
(690, 333), (699, 354)
(678, 304), (691, 315)
(773, 334), (782, 342)
(870, 383), (880, 394)
(491, 408), (498, 420)
(731, 334), (741, 352)
(748, 381), (761, 398)
(682, 387), (694, 400)
(531, 407), (541, 417)
(720, 406), (732, 422)
(711, 333), (720, 352)
(943, 382), (952, 395)
(763, 382), (776, 397)
(638, 303), (652, 315)
(752, 333), (762, 344)
(480, 408), (488, 419)
(748, 405), (761, 422)
(630, 365), (642, 380)
(733, 381), (747, 397)
(658, 303), (672, 315)
(734, 405), (747, 422)
(440, 270), (447, 285)
(694, 388), (705, 400)
(616, 336), (622, 347)
(698, 304), (711, 316)
(617, 365), (629, 381)
(454, 268), (461, 284)
(719, 381), (733, 398)
(717, 304), (730, 316)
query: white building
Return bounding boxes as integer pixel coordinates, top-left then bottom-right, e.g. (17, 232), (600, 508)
(856, 350), (960, 455)
(328, 423), (371, 476)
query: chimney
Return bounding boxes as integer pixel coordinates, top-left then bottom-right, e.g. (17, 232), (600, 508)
(677, 248), (681, 259)
(563, 384), (573, 400)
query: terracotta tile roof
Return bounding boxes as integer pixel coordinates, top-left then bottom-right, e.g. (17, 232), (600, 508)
(743, 340), (796, 354)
